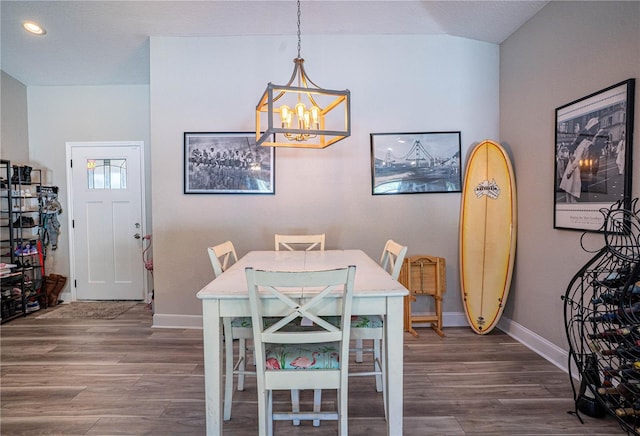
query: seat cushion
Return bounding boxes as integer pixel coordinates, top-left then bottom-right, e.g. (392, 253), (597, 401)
(264, 343), (341, 370)
(230, 317), (252, 328)
(322, 315), (383, 328)
(350, 315), (383, 328)
(230, 317), (281, 328)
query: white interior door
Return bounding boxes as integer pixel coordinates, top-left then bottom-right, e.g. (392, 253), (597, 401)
(69, 143), (145, 300)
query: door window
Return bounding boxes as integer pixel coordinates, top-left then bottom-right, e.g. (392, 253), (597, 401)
(87, 159), (127, 189)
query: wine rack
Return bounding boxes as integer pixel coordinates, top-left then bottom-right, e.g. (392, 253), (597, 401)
(563, 198), (640, 434)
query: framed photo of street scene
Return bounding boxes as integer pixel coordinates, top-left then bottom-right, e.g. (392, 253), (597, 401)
(184, 132), (275, 194)
(370, 131), (462, 195)
(554, 79), (635, 232)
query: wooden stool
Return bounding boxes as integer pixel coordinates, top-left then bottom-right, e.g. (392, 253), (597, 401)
(399, 255), (446, 337)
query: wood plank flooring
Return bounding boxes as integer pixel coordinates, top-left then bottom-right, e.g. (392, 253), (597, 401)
(0, 303), (627, 435)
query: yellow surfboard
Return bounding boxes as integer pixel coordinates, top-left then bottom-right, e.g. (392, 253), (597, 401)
(459, 140), (517, 334)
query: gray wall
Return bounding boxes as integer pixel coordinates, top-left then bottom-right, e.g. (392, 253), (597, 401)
(26, 85), (150, 292)
(150, 34), (499, 326)
(500, 1), (640, 349)
(1, 71), (29, 163)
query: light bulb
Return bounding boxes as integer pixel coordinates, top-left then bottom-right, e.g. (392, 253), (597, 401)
(280, 105), (291, 128)
(303, 111), (311, 129)
(295, 102), (306, 123)
(310, 106), (320, 130)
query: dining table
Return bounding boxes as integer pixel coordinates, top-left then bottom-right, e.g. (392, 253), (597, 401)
(196, 249), (409, 435)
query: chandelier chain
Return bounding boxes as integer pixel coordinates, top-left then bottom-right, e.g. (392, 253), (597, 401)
(296, 0), (302, 58)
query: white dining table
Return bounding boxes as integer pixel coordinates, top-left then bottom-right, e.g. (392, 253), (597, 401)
(196, 249), (409, 435)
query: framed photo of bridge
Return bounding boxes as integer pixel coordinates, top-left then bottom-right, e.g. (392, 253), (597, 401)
(370, 131), (462, 195)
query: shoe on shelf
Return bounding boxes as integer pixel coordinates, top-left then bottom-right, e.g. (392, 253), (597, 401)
(12, 216), (35, 228)
(26, 300), (40, 313)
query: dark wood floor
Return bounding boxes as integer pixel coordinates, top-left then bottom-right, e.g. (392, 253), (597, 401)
(0, 303), (627, 435)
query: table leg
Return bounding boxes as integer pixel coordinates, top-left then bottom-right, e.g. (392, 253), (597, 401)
(385, 296), (404, 435)
(202, 301), (223, 436)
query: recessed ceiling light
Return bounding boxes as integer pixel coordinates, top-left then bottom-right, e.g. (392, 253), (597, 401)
(23, 21), (46, 35)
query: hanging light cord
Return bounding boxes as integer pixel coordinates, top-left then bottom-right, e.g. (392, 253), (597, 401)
(296, 0), (302, 59)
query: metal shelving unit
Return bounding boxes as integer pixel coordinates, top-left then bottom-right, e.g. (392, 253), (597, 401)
(1, 159), (45, 322)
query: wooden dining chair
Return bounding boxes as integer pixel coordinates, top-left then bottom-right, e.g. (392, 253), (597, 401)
(246, 265), (356, 436)
(274, 233), (325, 251)
(350, 239), (407, 396)
(208, 241), (253, 421)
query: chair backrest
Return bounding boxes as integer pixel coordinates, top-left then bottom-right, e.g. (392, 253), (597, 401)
(274, 233), (325, 251)
(380, 239), (408, 280)
(207, 240), (238, 278)
(246, 265), (356, 371)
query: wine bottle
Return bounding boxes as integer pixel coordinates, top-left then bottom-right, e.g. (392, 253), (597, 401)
(588, 326), (640, 342)
(589, 302), (640, 324)
(597, 383), (637, 399)
(616, 407), (640, 417)
(603, 363), (640, 379)
(592, 284), (640, 305)
(577, 354), (606, 418)
(602, 343), (640, 360)
(596, 266), (631, 288)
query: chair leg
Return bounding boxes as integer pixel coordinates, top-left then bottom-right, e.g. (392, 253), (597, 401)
(313, 389), (322, 426)
(355, 338), (364, 362)
(237, 337), (247, 391)
(223, 318), (234, 421)
(267, 390), (274, 436)
(381, 335), (388, 421)
(338, 386), (348, 435)
(373, 338), (382, 392)
(291, 389), (300, 426)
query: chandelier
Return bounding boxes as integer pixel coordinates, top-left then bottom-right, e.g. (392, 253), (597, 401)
(255, 0), (350, 149)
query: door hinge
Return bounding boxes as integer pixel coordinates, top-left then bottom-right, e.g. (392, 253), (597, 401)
(74, 280), (77, 288)
(70, 159), (73, 168)
(72, 219), (75, 228)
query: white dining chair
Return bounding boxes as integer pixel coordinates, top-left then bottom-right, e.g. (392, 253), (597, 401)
(246, 265), (356, 436)
(208, 241), (254, 421)
(350, 239), (407, 398)
(275, 233), (325, 251)
(274, 232), (325, 425)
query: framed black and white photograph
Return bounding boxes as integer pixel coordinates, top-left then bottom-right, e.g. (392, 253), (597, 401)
(554, 79), (635, 231)
(370, 131), (462, 195)
(184, 132), (275, 194)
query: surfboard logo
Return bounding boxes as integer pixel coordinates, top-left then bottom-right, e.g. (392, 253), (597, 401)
(474, 179), (501, 199)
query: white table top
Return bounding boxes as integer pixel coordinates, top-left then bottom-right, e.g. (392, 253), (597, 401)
(197, 249), (409, 299)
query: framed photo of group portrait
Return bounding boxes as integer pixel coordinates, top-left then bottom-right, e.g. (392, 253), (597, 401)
(184, 132), (275, 194)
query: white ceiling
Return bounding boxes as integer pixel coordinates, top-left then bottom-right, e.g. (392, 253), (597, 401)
(1, 1), (548, 86)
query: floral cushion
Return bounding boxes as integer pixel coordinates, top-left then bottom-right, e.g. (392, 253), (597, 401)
(233, 315), (383, 329)
(230, 317), (252, 328)
(230, 317), (281, 328)
(350, 315), (383, 328)
(322, 315), (384, 328)
(264, 343), (341, 370)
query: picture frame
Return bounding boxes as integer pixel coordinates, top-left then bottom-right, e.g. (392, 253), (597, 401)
(370, 131), (462, 195)
(184, 132), (275, 194)
(554, 79), (635, 232)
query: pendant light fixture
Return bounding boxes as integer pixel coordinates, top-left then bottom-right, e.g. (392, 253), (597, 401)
(256, 0), (350, 149)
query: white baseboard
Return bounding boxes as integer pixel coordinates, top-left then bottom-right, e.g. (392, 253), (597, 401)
(151, 310), (575, 377)
(413, 311), (573, 376)
(153, 313), (203, 329)
(497, 316), (574, 375)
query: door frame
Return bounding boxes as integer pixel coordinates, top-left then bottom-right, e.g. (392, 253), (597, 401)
(65, 141), (148, 302)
